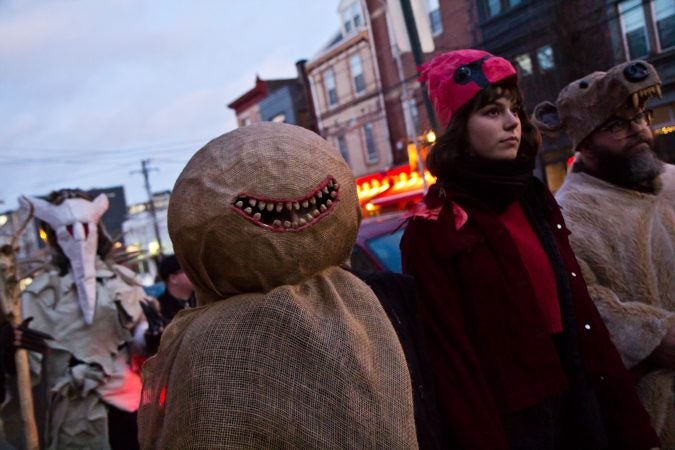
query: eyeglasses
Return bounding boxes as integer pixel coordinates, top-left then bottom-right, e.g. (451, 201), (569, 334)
(598, 109), (653, 138)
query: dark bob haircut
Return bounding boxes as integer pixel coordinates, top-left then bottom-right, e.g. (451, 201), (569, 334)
(426, 84), (541, 181)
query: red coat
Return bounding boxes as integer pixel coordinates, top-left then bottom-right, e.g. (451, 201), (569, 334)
(400, 181), (658, 449)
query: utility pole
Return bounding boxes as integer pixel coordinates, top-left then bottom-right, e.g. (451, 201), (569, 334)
(399, 0), (438, 132)
(133, 159), (164, 258)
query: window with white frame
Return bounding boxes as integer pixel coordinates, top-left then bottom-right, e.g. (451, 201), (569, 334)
(342, 1), (363, 34)
(427, 0), (443, 36)
(536, 45), (555, 71)
(337, 135), (350, 164)
(363, 123), (379, 164)
(324, 69), (338, 107)
(350, 54), (366, 94)
(619, 0), (650, 58)
(514, 53), (533, 76)
(654, 0), (674, 50)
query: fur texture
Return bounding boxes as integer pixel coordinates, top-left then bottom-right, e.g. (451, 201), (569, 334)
(556, 163), (675, 445)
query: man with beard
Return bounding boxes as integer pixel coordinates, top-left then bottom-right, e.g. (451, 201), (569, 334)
(533, 60), (674, 447)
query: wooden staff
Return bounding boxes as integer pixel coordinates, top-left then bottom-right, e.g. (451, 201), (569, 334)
(0, 205), (40, 450)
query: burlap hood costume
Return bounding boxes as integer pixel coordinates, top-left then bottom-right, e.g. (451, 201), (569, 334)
(138, 123), (417, 449)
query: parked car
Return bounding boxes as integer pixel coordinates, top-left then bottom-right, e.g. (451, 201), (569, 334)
(351, 211), (408, 274)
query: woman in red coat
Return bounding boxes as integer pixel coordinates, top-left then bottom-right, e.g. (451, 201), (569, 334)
(400, 49), (659, 449)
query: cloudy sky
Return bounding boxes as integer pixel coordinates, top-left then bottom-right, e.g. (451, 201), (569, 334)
(0, 0), (340, 209)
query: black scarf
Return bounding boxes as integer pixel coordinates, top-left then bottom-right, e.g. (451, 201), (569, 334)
(440, 151), (536, 212)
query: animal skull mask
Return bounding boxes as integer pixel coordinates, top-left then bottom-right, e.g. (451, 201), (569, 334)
(168, 122), (361, 303)
(20, 194), (109, 324)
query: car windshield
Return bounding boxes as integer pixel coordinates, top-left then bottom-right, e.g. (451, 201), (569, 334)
(365, 228), (405, 273)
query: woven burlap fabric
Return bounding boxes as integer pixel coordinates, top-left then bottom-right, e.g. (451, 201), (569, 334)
(167, 123), (362, 303)
(139, 267), (417, 449)
(139, 123), (417, 448)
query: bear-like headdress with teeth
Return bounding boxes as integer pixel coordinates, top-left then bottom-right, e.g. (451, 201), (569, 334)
(532, 60), (662, 148)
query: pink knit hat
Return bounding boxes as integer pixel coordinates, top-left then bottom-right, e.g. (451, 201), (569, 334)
(419, 49), (518, 128)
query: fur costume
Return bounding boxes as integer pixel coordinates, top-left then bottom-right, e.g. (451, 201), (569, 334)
(556, 164), (675, 446)
(138, 123), (417, 449)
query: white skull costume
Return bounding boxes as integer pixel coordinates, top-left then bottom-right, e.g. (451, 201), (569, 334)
(2, 191), (147, 450)
(21, 193), (109, 325)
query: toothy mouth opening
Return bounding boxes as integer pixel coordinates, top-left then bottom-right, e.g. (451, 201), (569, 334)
(231, 176), (340, 231)
(628, 85), (662, 108)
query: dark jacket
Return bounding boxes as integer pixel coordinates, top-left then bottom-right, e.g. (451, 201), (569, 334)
(400, 179), (658, 449)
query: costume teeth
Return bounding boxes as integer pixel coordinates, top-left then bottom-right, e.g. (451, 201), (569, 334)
(656, 84), (662, 98)
(632, 92), (639, 109)
(231, 175), (340, 231)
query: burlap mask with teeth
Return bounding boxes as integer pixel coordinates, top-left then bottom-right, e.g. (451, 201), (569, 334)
(139, 123), (417, 449)
(532, 60), (662, 148)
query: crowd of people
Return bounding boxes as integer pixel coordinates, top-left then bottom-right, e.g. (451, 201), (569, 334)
(0, 49), (672, 449)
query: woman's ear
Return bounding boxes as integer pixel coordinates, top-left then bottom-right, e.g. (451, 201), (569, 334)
(531, 101), (563, 136)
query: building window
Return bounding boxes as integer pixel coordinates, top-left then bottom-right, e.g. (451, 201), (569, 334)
(427, 0), (443, 36)
(486, 0), (501, 17)
(342, 1), (363, 34)
(337, 135), (350, 164)
(654, 0), (674, 50)
(241, 117), (251, 127)
(363, 123), (379, 164)
(351, 2), (363, 28)
(537, 45), (555, 71)
(514, 53), (533, 76)
(350, 54), (366, 94)
(324, 69), (338, 106)
(619, 0), (650, 58)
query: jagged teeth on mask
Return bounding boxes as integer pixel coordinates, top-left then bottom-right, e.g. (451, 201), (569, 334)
(330, 191), (337, 198)
(305, 214), (313, 221)
(266, 203), (274, 211)
(244, 207), (252, 214)
(235, 201), (244, 208)
(310, 197), (316, 204)
(292, 221), (298, 228)
(328, 180), (334, 187)
(316, 191), (323, 199)
(258, 202), (265, 210)
(276, 203), (283, 212)
(253, 213), (261, 221)
(326, 199), (333, 207)
(283, 220), (292, 228)
(249, 199), (257, 207)
(632, 92), (639, 108)
(656, 85), (662, 97)
(323, 187), (329, 194)
(285, 202), (293, 210)
(301, 200), (309, 208)
(319, 204), (327, 212)
(293, 202), (300, 210)
(299, 218), (306, 225)
(273, 220), (282, 227)
(333, 182), (339, 189)
(312, 209), (320, 217)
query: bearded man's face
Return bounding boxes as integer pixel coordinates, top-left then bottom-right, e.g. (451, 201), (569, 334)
(581, 107), (664, 186)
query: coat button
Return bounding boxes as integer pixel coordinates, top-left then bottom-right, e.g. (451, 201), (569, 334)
(584, 324), (591, 330)
(556, 224), (563, 229)
(571, 272), (577, 277)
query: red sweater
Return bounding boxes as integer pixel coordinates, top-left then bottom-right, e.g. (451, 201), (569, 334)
(498, 201), (562, 333)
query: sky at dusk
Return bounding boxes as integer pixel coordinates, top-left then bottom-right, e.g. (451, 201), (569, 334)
(0, 0), (340, 209)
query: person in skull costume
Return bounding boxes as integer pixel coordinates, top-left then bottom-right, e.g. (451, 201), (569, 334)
(2, 189), (148, 450)
(533, 60), (675, 448)
(400, 49), (658, 449)
(138, 123), (417, 449)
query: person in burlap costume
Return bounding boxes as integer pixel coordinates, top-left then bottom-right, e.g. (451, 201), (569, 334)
(138, 122), (418, 449)
(533, 60), (675, 447)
